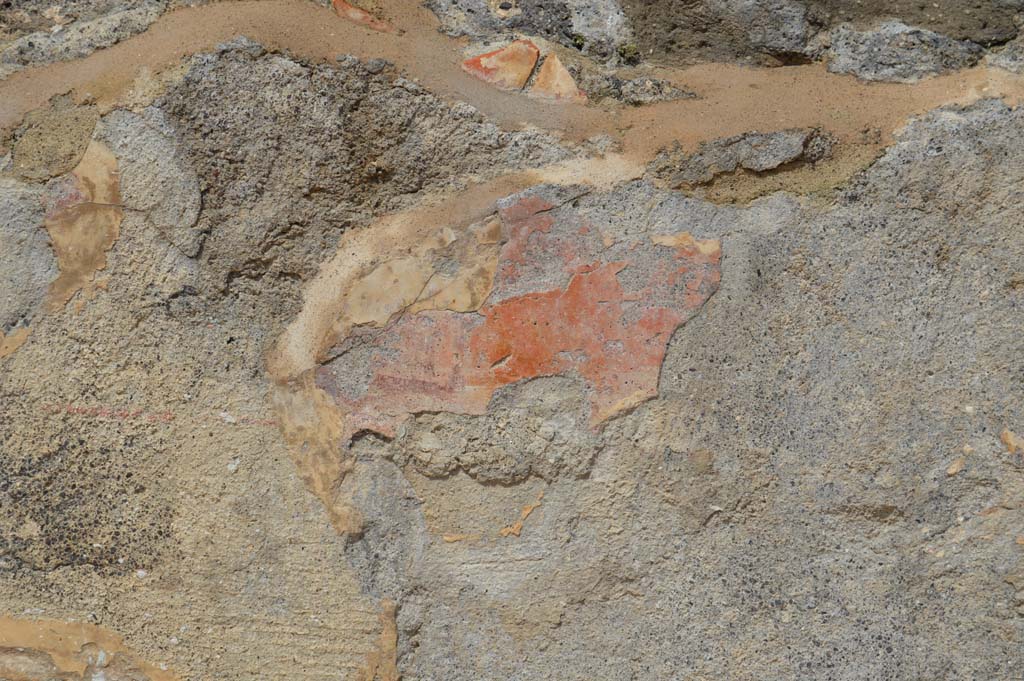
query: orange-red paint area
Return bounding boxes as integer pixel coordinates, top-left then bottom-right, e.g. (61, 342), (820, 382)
(317, 194), (721, 441)
(461, 40), (540, 91)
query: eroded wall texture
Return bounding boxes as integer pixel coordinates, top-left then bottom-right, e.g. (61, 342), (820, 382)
(1, 0), (1022, 679)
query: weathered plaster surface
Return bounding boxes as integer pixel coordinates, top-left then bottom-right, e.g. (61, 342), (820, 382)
(0, 1), (1022, 679)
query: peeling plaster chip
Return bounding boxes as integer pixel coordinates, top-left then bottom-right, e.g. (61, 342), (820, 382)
(528, 54), (585, 102)
(42, 140), (122, 309)
(317, 189), (721, 441)
(461, 40), (540, 90)
(1001, 428), (1023, 455)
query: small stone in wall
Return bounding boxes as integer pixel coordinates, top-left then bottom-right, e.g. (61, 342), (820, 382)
(826, 21), (983, 83)
(571, 68), (695, 106)
(651, 128), (834, 188)
(988, 37), (1024, 74)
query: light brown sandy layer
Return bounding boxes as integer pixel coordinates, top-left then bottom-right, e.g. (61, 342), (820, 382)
(2, 0), (1023, 163)
(0, 617), (179, 680)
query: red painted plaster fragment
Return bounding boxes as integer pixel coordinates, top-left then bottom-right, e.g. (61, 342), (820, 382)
(317, 194), (721, 442)
(461, 40), (540, 90)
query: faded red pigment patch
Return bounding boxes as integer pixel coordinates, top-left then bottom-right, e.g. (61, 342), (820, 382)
(317, 194), (721, 441)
